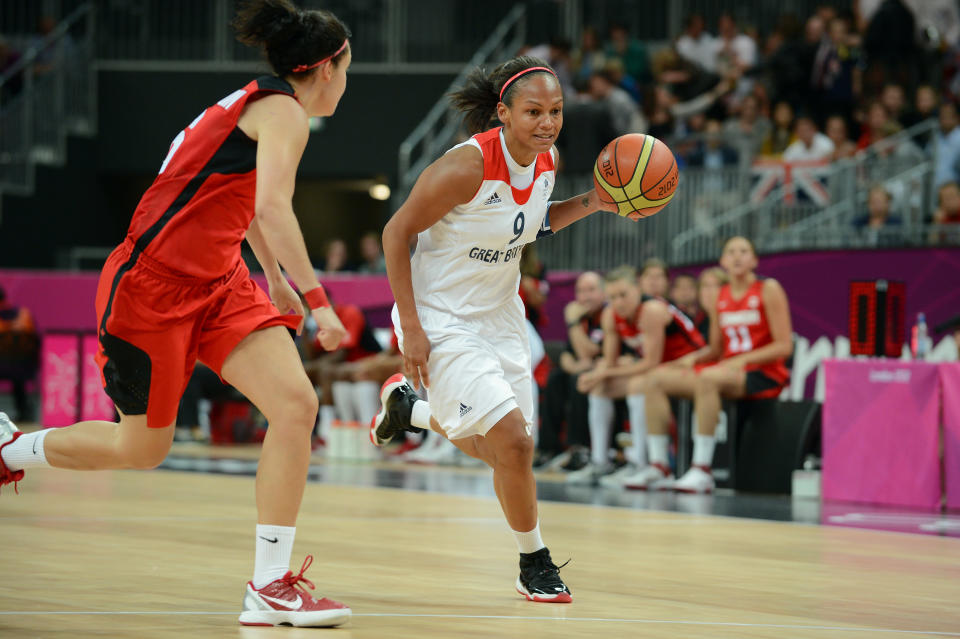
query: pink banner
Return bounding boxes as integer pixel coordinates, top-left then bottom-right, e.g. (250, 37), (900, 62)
(41, 334), (79, 427)
(823, 359), (941, 510)
(940, 363), (960, 511)
(81, 334), (115, 422)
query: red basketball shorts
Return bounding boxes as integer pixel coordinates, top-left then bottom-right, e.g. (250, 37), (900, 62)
(94, 240), (300, 427)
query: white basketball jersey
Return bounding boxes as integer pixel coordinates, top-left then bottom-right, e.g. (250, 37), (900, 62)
(410, 127), (556, 317)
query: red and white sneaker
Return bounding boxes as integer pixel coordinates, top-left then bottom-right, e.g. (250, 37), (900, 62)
(672, 465), (715, 494)
(239, 556), (351, 627)
(0, 412), (24, 495)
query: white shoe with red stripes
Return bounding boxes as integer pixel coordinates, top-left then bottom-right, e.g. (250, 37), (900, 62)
(239, 556), (351, 627)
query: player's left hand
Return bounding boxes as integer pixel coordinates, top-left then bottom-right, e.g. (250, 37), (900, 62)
(269, 278), (306, 335)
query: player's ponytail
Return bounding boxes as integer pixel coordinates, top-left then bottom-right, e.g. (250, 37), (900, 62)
(450, 56), (555, 135)
(233, 0), (350, 79)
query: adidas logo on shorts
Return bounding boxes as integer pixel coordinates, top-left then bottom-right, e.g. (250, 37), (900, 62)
(483, 192), (502, 206)
(459, 402), (473, 417)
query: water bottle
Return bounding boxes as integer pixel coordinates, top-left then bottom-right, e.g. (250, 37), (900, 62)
(912, 313), (930, 359)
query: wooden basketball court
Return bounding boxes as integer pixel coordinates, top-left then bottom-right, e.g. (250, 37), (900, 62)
(2, 459), (959, 638)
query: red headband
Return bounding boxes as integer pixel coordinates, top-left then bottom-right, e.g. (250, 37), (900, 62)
(498, 66), (558, 101)
(291, 39), (349, 73)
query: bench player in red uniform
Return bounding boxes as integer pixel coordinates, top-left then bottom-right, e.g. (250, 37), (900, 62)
(0, 0), (354, 627)
(643, 236), (793, 493)
(573, 266), (704, 487)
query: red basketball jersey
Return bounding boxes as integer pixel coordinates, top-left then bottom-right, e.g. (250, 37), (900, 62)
(716, 279), (790, 382)
(613, 296), (704, 362)
(125, 76), (297, 280)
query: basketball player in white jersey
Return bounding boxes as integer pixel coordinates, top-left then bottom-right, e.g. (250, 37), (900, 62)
(372, 56), (617, 602)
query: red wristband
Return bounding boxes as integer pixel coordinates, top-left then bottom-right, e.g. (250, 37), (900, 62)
(304, 285), (330, 309)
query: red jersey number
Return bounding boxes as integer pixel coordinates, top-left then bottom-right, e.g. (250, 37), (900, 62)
(724, 325), (754, 353)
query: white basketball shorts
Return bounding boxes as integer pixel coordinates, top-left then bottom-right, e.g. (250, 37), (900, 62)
(392, 302), (533, 440)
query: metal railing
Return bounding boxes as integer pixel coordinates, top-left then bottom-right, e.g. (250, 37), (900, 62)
(537, 119), (947, 270)
(0, 3), (95, 201)
(395, 4), (527, 207)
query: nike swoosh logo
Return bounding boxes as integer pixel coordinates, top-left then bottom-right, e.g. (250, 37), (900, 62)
(260, 593), (302, 610)
(32, 438), (38, 454)
(258, 536), (278, 543)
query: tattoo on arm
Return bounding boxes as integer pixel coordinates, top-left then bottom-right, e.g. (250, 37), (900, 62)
(581, 195), (590, 208)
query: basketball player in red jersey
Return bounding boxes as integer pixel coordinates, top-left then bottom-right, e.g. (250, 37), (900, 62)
(372, 56), (618, 602)
(643, 236), (793, 493)
(572, 266), (705, 487)
(0, 0), (353, 627)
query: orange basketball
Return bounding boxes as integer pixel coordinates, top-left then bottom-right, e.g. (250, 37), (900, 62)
(593, 133), (679, 221)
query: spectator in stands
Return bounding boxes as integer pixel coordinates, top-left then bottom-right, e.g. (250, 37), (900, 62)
(934, 102), (960, 186)
(650, 77), (733, 140)
(810, 16), (860, 124)
(571, 25), (606, 88)
(862, 0), (919, 98)
(356, 231), (386, 274)
(826, 114), (857, 160)
(696, 267), (728, 340)
(605, 22), (650, 86)
(0, 285), (38, 422)
(600, 57), (641, 105)
(901, 84), (939, 149)
(535, 271), (606, 472)
(320, 237), (351, 273)
(853, 184), (903, 246)
(857, 102), (898, 150)
(881, 83), (908, 127)
(639, 258), (669, 298)
(685, 118), (740, 169)
(521, 37), (575, 97)
(761, 14), (812, 109)
(783, 116), (835, 162)
(588, 67), (646, 136)
(713, 13), (758, 80)
(760, 101), (796, 157)
(933, 181), (960, 226)
(723, 94), (771, 159)
(675, 13), (716, 72)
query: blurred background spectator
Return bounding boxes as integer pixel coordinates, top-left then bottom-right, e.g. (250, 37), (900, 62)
(356, 232), (386, 274)
(853, 184), (903, 245)
(320, 238), (352, 274)
(783, 116), (835, 161)
(0, 284), (37, 422)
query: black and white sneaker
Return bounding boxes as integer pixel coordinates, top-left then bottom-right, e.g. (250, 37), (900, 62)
(516, 547), (572, 603)
(369, 374), (423, 447)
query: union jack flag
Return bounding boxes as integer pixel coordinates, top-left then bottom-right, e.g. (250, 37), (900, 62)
(750, 160), (831, 205)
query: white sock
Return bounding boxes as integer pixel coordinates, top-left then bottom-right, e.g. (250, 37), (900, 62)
(331, 382), (356, 422)
(352, 381), (381, 424)
(692, 434), (716, 468)
(587, 395), (613, 466)
(625, 394), (647, 466)
(253, 524), (296, 589)
(1, 429), (51, 472)
(513, 520), (545, 554)
(647, 434), (669, 467)
(410, 400), (433, 430)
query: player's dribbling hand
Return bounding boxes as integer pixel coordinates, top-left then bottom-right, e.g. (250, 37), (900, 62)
(402, 325), (431, 390)
(312, 306), (346, 351)
(269, 278), (307, 335)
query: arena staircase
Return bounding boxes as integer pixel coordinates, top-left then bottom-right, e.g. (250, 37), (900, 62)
(0, 3), (96, 224)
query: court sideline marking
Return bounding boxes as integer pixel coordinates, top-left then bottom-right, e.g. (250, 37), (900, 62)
(0, 611), (957, 635)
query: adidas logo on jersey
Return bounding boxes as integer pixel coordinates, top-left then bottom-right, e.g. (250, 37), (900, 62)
(459, 402), (473, 417)
(483, 192), (502, 206)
